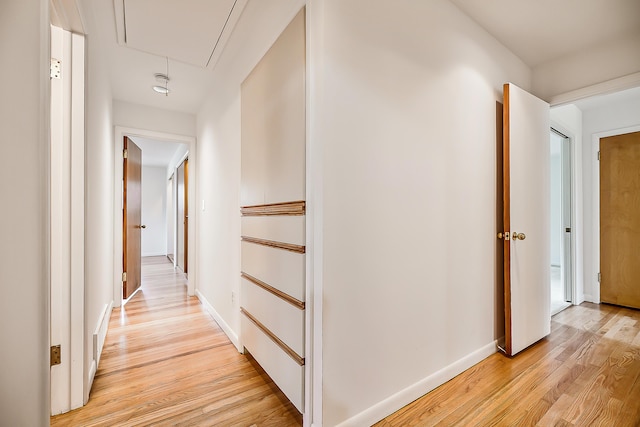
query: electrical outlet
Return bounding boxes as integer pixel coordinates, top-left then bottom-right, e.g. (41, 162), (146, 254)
(231, 291), (236, 305)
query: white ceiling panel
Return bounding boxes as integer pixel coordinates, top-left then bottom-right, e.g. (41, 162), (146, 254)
(121, 0), (238, 68)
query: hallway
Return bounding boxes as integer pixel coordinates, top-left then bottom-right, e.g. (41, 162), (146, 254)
(51, 256), (301, 427)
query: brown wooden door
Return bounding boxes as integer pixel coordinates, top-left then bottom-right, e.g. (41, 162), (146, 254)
(500, 83), (551, 356)
(123, 137), (143, 299)
(600, 131), (640, 309)
(176, 159), (188, 274)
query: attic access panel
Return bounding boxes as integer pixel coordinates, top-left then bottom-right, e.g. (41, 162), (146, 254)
(118, 0), (238, 68)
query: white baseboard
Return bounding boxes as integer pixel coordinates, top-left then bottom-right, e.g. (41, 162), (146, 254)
(87, 360), (96, 404)
(86, 300), (113, 404)
(196, 290), (241, 352)
(583, 294), (595, 303)
(335, 340), (498, 427)
(142, 252), (167, 257)
(93, 301), (113, 367)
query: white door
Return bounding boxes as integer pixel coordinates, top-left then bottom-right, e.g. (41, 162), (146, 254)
(501, 83), (551, 356)
(50, 26), (85, 414)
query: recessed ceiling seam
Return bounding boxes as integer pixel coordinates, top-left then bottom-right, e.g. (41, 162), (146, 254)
(122, 0), (128, 43)
(205, 0), (238, 67)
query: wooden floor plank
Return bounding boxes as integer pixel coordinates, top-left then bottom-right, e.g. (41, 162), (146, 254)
(377, 302), (640, 426)
(51, 256), (302, 427)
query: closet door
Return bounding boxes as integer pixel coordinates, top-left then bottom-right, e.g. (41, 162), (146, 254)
(500, 83), (550, 356)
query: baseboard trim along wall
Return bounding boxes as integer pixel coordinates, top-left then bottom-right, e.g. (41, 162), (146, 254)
(88, 301), (114, 398)
(335, 340), (498, 427)
(196, 290), (241, 352)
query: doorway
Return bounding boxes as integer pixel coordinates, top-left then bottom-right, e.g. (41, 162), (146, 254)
(113, 126), (196, 306)
(123, 136), (144, 300)
(550, 128), (572, 315)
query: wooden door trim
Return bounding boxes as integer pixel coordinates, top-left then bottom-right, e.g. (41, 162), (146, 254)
(123, 139), (128, 298)
(502, 83), (512, 356)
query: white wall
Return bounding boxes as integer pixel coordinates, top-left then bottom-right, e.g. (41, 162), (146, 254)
(316, 1), (531, 424)
(142, 166), (168, 256)
(195, 0), (305, 349)
(79, 0), (115, 401)
(0, 0), (50, 424)
(581, 96), (640, 303)
(114, 100), (196, 137)
(533, 33), (640, 101)
(550, 104), (584, 304)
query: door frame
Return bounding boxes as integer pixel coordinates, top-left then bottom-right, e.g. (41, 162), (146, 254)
(50, 26), (85, 414)
(549, 73), (640, 306)
(549, 121), (578, 309)
(113, 126), (197, 307)
(591, 124), (640, 304)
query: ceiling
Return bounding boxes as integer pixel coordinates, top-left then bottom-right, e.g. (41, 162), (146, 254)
(74, 0), (248, 114)
(129, 137), (186, 167)
(449, 0), (640, 68)
(114, 0), (238, 68)
(69, 0), (640, 119)
(572, 85), (640, 112)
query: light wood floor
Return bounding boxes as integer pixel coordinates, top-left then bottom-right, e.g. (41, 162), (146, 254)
(51, 256), (302, 427)
(377, 302), (640, 426)
(50, 259), (640, 426)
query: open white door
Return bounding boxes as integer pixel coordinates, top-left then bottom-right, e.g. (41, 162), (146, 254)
(500, 83), (550, 356)
(50, 26), (85, 414)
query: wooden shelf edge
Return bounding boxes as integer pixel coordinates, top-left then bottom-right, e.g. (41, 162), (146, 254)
(241, 200), (305, 216)
(241, 307), (305, 366)
(241, 236), (305, 254)
(241, 272), (305, 310)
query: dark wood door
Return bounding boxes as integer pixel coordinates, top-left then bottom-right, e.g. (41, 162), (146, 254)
(600, 131), (640, 309)
(500, 83), (551, 356)
(176, 159), (188, 274)
(123, 137), (143, 299)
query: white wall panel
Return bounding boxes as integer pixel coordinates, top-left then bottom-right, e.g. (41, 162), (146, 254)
(317, 0), (532, 424)
(241, 277), (305, 356)
(242, 215), (305, 245)
(240, 9), (306, 206)
(242, 315), (304, 412)
(241, 241), (305, 301)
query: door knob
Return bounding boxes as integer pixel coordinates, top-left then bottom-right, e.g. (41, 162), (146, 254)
(136, 224), (146, 229)
(513, 232), (526, 240)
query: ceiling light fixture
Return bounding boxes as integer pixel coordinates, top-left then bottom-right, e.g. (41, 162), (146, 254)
(152, 57), (170, 96)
